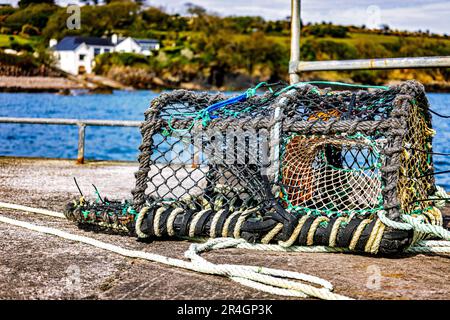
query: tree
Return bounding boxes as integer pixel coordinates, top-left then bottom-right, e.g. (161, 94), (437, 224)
(142, 6), (170, 29)
(185, 3), (206, 16)
(6, 3), (57, 32)
(381, 24), (390, 32)
(18, 0), (54, 8)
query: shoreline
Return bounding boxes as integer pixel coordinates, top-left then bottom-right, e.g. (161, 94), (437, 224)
(1, 75), (449, 94)
(0, 76), (85, 93)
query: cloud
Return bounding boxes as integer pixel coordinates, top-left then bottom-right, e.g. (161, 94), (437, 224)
(301, 1), (450, 34)
(3, 0), (449, 34)
(147, 0), (450, 34)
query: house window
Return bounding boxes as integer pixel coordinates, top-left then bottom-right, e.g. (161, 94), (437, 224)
(94, 48), (100, 56)
(79, 54), (85, 61)
(104, 48), (110, 53)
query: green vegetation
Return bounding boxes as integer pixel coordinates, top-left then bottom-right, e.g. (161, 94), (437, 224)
(5, 3), (57, 33)
(0, 0), (449, 89)
(0, 34), (36, 47)
(18, 0), (54, 8)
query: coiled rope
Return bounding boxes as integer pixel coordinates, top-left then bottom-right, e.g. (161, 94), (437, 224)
(0, 210), (350, 300)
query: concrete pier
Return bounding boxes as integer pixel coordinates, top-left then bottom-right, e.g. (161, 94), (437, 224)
(0, 157), (448, 299)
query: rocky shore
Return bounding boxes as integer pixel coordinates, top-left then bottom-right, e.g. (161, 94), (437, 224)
(1, 75), (449, 93)
(0, 75), (132, 93)
(0, 76), (84, 92)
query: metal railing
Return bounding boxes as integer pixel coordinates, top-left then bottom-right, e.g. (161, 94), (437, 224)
(0, 117), (141, 164)
(289, 0), (450, 83)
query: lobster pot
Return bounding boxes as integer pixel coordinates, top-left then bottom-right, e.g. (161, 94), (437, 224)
(131, 81), (442, 254)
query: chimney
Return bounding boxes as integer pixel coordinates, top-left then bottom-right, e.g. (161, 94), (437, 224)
(49, 39), (57, 48)
(112, 34), (118, 45)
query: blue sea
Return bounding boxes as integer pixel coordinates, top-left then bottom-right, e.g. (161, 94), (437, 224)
(0, 90), (449, 189)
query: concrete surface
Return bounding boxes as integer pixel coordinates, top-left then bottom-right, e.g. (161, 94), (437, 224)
(0, 157), (448, 300)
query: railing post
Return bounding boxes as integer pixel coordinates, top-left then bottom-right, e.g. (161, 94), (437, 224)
(77, 123), (86, 164)
(290, 0), (301, 84)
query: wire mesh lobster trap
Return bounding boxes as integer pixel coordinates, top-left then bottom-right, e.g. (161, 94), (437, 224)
(66, 80), (445, 255)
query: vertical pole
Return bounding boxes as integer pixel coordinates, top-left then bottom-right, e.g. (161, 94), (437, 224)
(77, 123), (86, 164)
(290, 0), (301, 84)
(271, 103), (281, 184)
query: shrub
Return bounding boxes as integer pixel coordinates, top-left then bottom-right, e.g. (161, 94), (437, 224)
(21, 24), (40, 36)
(93, 52), (150, 75)
(0, 27), (11, 34)
(303, 24), (348, 38)
(10, 40), (33, 52)
(5, 3), (57, 32)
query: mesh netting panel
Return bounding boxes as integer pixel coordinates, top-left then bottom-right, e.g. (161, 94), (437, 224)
(144, 91), (276, 213)
(282, 85), (399, 123)
(280, 134), (383, 217)
(397, 92), (435, 216)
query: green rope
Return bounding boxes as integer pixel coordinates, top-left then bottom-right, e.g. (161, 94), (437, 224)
(165, 81), (273, 135)
(275, 81), (389, 97)
(164, 81), (389, 136)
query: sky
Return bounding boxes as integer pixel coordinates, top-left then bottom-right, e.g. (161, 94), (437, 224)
(3, 0), (450, 35)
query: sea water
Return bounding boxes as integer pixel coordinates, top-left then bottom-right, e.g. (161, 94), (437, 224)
(0, 90), (449, 189)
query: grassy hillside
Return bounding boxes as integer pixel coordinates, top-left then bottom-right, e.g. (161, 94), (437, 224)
(93, 29), (450, 90)
(0, 1), (449, 90)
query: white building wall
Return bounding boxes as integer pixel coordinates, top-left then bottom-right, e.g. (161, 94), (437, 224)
(115, 37), (142, 54)
(53, 37), (160, 75)
(54, 50), (78, 75)
(75, 44), (92, 74)
(55, 44), (115, 75)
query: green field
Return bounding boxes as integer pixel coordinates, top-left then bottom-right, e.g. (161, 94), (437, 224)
(0, 34), (38, 48)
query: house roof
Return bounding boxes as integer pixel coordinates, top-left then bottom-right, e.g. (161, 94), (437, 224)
(134, 38), (159, 51)
(53, 36), (114, 51)
(135, 39), (159, 44)
(116, 37), (159, 45)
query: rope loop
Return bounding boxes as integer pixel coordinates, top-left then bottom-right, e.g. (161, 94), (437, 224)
(431, 185), (448, 208)
(377, 210), (450, 241)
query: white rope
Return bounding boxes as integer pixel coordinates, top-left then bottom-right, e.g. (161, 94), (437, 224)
(377, 211), (412, 230)
(401, 214), (450, 240)
(0, 201), (65, 218)
(404, 246), (450, 254)
(432, 186), (448, 208)
(135, 206), (150, 239)
(414, 240), (450, 247)
(0, 213), (351, 300)
(377, 210), (450, 241)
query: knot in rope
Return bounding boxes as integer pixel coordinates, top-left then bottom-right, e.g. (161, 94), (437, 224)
(431, 185), (448, 208)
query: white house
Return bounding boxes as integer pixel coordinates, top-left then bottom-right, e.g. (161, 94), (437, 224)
(50, 35), (160, 75)
(114, 37), (160, 56)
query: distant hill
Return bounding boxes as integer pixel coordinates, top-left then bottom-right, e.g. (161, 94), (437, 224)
(0, 2), (449, 91)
